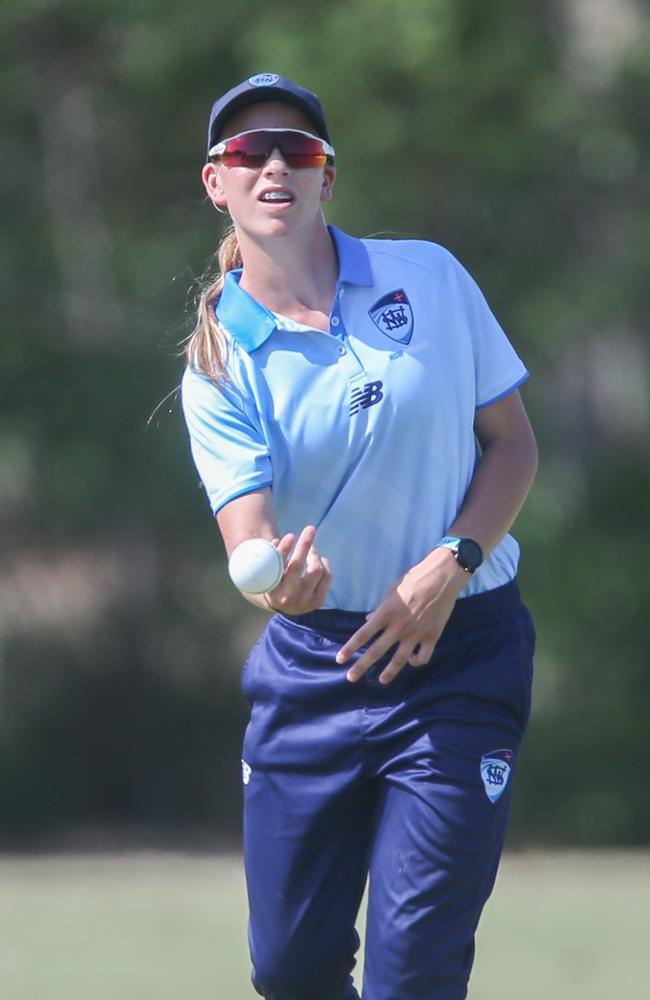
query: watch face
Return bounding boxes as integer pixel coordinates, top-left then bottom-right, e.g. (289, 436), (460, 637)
(457, 538), (483, 573)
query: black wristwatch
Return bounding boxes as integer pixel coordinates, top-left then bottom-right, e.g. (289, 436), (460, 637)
(436, 536), (484, 575)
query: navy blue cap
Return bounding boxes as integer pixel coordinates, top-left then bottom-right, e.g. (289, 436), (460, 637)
(206, 73), (330, 158)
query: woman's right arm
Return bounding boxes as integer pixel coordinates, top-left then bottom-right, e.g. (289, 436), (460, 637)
(216, 487), (332, 614)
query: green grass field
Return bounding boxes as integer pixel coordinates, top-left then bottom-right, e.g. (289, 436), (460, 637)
(0, 851), (647, 998)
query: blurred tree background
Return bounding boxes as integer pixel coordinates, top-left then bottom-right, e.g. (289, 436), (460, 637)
(1, 0), (648, 849)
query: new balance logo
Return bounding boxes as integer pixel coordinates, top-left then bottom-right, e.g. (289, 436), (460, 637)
(349, 381), (384, 415)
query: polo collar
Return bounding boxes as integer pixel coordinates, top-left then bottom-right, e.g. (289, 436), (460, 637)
(330, 225), (373, 287)
(215, 225), (373, 354)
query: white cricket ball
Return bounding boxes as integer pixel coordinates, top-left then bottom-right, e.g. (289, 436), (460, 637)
(228, 538), (284, 594)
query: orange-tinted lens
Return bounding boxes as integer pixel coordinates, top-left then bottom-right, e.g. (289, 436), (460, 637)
(220, 131), (329, 168)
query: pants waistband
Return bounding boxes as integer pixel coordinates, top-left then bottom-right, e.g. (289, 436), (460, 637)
(281, 580), (523, 641)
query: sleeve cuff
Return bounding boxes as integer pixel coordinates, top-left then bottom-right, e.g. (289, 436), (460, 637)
(475, 371), (530, 409)
(212, 479), (273, 516)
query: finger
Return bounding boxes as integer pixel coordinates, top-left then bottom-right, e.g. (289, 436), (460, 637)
(305, 554), (329, 591)
(378, 645), (413, 685)
(345, 628), (405, 683)
(285, 525), (317, 574)
(280, 545), (325, 605)
(300, 557), (324, 594)
(275, 533), (296, 563)
(408, 640), (436, 667)
(304, 546), (324, 572)
(311, 560), (332, 607)
(335, 610), (386, 665)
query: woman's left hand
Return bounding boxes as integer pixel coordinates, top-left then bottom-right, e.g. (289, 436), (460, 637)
(335, 548), (469, 684)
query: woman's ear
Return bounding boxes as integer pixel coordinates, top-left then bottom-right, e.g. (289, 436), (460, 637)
(320, 164), (336, 203)
(201, 161), (227, 210)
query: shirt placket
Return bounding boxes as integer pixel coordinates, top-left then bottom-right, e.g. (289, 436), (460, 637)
(330, 285), (367, 382)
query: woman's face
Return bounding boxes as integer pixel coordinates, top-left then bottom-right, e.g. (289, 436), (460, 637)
(202, 101), (336, 241)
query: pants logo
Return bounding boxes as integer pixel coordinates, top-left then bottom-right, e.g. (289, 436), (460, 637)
(241, 759), (252, 785)
(480, 749), (513, 803)
(349, 380), (384, 415)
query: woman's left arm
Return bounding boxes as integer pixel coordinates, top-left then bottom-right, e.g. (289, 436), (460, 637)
(447, 389), (539, 554)
(336, 390), (538, 683)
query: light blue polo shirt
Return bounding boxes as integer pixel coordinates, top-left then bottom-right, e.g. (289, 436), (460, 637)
(181, 225), (529, 611)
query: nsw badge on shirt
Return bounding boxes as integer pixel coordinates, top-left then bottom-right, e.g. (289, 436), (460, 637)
(368, 289), (414, 345)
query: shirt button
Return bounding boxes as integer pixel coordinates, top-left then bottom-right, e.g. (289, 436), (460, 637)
(331, 316), (340, 327)
(337, 345), (346, 355)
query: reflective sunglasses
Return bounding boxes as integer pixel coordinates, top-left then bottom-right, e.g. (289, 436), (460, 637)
(208, 128), (336, 168)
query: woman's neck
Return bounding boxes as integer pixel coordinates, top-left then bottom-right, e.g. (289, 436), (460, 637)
(237, 218), (339, 322)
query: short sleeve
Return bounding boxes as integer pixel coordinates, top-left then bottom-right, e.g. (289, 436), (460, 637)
(451, 256), (529, 408)
(181, 365), (272, 515)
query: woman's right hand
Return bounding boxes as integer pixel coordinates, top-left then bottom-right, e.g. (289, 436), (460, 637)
(264, 525), (332, 614)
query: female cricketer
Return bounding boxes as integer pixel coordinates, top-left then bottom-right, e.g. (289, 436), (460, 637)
(181, 72), (538, 1000)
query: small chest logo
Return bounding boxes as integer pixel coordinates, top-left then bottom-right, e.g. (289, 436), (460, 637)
(368, 289), (414, 345)
(350, 380), (384, 416)
(480, 749), (513, 803)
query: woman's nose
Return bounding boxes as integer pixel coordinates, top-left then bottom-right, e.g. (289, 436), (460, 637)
(263, 148), (290, 172)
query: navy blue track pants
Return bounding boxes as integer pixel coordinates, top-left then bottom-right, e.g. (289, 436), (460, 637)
(240, 581), (535, 1000)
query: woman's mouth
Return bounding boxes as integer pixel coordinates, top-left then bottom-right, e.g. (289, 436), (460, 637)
(259, 189), (295, 204)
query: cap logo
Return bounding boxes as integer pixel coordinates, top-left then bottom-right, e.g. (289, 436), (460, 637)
(248, 73), (280, 87)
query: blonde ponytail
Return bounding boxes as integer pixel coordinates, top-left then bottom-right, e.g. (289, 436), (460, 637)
(186, 226), (243, 383)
